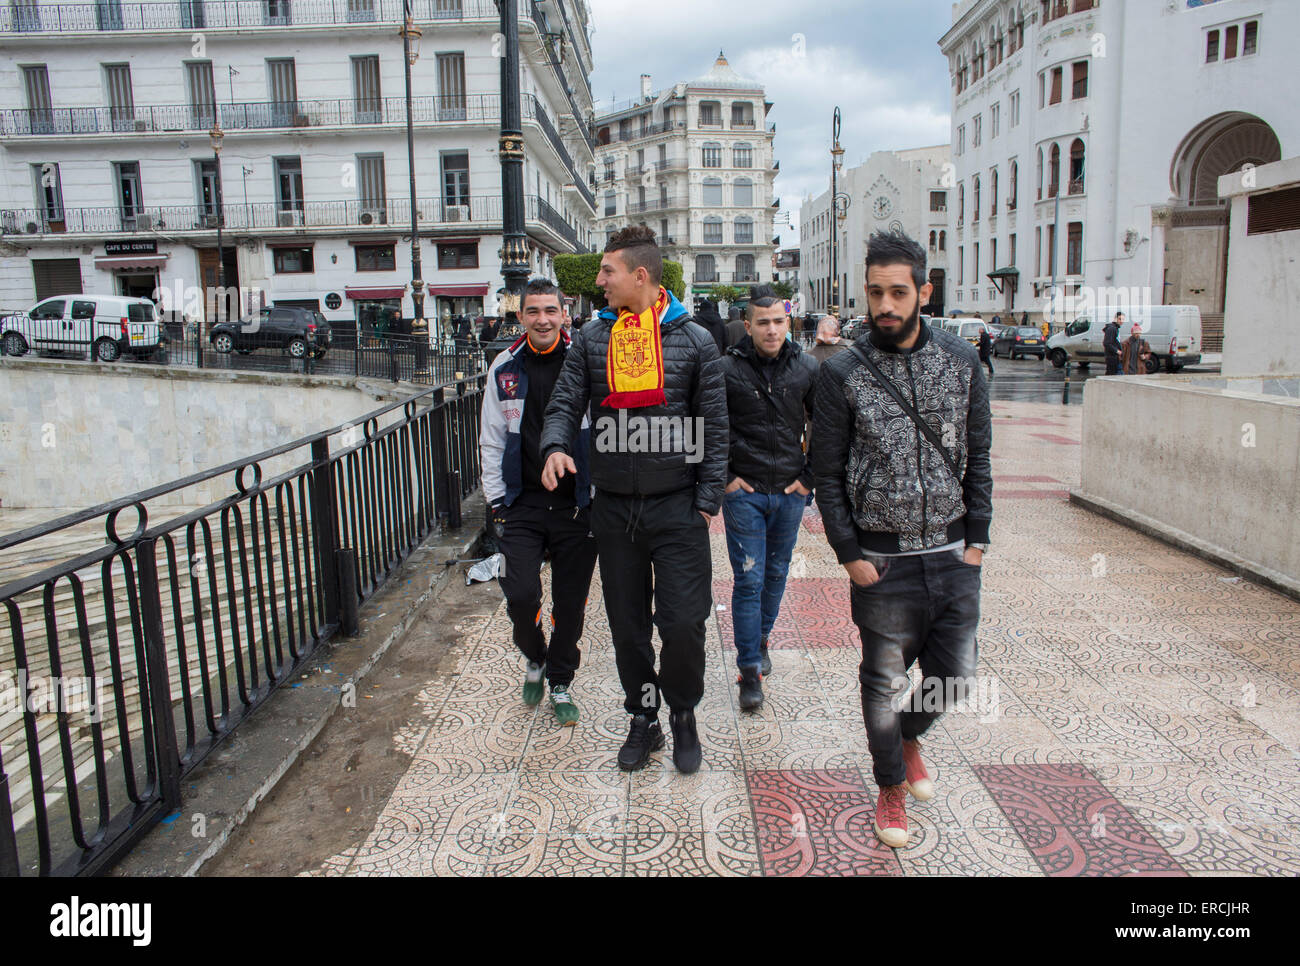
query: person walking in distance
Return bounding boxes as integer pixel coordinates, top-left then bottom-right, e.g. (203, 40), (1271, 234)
(813, 229), (993, 849)
(1103, 311), (1124, 376)
(1120, 320), (1153, 375)
(479, 279), (598, 725)
(540, 226), (728, 773)
(977, 324), (995, 376)
(810, 316), (850, 365)
(720, 285), (818, 710)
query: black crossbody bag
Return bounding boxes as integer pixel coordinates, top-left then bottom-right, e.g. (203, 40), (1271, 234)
(848, 342), (962, 480)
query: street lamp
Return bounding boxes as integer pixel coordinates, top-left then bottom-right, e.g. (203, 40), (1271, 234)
(497, 0), (530, 321)
(207, 123), (226, 365)
(830, 107), (845, 316)
(400, 3), (428, 376)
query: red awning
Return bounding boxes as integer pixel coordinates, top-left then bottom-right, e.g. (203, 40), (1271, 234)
(94, 255), (169, 271)
(345, 286), (406, 299)
(427, 284), (489, 297)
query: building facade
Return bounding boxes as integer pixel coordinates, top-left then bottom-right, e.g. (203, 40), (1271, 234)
(799, 145), (952, 318)
(0, 0), (596, 335)
(591, 53), (777, 303)
(939, 0), (1298, 345)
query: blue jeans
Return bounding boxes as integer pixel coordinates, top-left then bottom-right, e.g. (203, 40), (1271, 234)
(722, 489), (805, 670)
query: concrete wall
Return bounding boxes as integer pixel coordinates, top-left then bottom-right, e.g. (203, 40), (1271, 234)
(1079, 375), (1300, 584)
(1219, 157), (1300, 376)
(0, 360), (413, 510)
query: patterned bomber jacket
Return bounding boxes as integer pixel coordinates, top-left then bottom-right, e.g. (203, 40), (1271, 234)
(812, 320), (993, 561)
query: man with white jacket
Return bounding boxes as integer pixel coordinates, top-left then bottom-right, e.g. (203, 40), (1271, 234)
(479, 278), (597, 725)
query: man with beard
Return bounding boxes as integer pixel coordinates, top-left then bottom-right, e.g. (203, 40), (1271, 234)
(812, 229), (993, 849)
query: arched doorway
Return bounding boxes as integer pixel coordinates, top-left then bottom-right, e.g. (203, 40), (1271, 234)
(1165, 114), (1282, 350)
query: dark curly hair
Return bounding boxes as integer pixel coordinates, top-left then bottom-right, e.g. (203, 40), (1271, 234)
(864, 229), (927, 291)
(604, 224), (663, 286)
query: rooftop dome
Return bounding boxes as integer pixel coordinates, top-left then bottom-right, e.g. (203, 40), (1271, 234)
(690, 50), (764, 91)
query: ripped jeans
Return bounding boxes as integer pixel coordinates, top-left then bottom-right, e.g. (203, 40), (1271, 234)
(722, 489), (806, 670)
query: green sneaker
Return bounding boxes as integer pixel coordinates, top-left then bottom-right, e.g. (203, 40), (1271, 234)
(522, 661), (546, 706)
(550, 685), (580, 726)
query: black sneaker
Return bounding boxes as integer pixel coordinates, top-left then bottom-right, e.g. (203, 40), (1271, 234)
(617, 714), (664, 771)
(669, 709), (702, 774)
(759, 639), (772, 677)
(737, 665), (763, 711)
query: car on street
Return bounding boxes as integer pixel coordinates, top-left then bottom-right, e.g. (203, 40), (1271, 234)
(1046, 304), (1201, 372)
(951, 319), (993, 347)
(209, 305), (331, 359)
(0, 294), (167, 362)
(993, 325), (1047, 359)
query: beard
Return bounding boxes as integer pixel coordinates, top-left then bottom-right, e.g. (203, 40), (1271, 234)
(867, 297), (922, 346)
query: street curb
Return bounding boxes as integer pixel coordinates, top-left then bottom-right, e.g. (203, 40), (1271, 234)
(111, 491), (487, 877)
(1069, 489), (1300, 603)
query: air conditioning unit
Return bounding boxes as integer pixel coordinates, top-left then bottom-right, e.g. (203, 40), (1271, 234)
(134, 213), (154, 231)
(359, 209), (387, 226)
(278, 210), (304, 228)
(292, 114), (311, 127)
(200, 213), (219, 229)
(134, 119), (150, 132)
(446, 205), (470, 222)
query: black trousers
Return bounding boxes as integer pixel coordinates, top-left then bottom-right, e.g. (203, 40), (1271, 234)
(591, 488), (712, 715)
(1105, 351), (1120, 376)
(497, 502), (598, 687)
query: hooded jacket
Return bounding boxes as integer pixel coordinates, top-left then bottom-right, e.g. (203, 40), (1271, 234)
(540, 288), (729, 514)
(812, 319), (993, 561)
(722, 336), (817, 494)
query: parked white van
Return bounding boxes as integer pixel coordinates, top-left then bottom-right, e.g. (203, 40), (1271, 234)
(0, 294), (167, 362)
(1046, 304), (1201, 373)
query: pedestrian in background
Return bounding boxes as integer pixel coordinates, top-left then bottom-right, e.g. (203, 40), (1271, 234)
(725, 305), (747, 347)
(1120, 320), (1152, 375)
(978, 324), (995, 376)
(810, 316), (850, 365)
(1103, 311), (1123, 375)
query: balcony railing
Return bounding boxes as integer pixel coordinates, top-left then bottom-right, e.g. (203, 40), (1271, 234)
(1068, 177), (1085, 196)
(523, 94), (594, 211)
(527, 195), (587, 252)
(730, 118), (755, 129)
(626, 196), (688, 214)
(0, 94), (500, 137)
(601, 120), (685, 146)
(1, 195), (507, 235)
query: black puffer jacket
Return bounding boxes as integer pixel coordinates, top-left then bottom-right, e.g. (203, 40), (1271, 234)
(540, 296), (729, 514)
(813, 320), (993, 561)
(722, 337), (817, 494)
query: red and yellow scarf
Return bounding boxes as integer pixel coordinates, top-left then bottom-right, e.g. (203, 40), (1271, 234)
(604, 286), (669, 408)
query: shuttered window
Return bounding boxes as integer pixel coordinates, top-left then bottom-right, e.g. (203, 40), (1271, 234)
(437, 53), (466, 120)
(267, 58), (298, 125)
(352, 55), (382, 123)
(733, 178), (753, 207)
(104, 63), (134, 128)
(186, 61), (216, 128)
(1247, 186), (1300, 235)
(32, 162), (64, 221)
(22, 65), (52, 134)
(442, 152), (469, 207)
(357, 154), (386, 210)
(33, 259), (84, 301)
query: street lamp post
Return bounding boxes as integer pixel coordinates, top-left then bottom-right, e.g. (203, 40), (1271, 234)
(497, 0), (530, 320)
(207, 123), (227, 369)
(829, 107), (845, 317)
(400, 3), (428, 376)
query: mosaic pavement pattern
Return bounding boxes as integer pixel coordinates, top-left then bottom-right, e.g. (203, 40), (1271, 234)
(310, 401), (1300, 876)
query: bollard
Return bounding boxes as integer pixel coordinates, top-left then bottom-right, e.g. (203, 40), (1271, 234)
(1062, 361), (1071, 405)
(336, 548), (360, 637)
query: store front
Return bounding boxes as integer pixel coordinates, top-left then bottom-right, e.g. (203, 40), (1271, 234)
(430, 283), (489, 338)
(345, 285), (407, 346)
(94, 242), (169, 304)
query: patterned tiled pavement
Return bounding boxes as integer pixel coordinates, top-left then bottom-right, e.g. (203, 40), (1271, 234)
(309, 400), (1300, 876)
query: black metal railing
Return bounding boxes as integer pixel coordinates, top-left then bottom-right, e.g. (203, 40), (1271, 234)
(0, 376), (484, 877)
(523, 95), (595, 211)
(528, 195), (586, 253)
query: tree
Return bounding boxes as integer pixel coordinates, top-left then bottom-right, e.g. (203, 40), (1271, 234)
(707, 283), (744, 304)
(771, 280), (795, 300)
(554, 252), (685, 308)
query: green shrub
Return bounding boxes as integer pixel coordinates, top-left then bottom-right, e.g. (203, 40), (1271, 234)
(554, 252), (684, 307)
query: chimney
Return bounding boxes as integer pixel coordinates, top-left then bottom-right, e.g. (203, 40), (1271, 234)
(640, 74), (652, 101)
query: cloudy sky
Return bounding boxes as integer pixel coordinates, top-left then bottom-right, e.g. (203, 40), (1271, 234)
(586, 0), (957, 248)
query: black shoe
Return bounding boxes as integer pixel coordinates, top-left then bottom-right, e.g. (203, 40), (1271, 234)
(617, 714), (664, 771)
(668, 709), (702, 774)
(759, 639), (772, 677)
(737, 665), (763, 711)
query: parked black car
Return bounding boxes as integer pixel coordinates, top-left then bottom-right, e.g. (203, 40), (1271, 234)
(210, 306), (331, 359)
(993, 325), (1047, 360)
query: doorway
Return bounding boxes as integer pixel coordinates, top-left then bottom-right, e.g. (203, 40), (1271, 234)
(198, 246), (240, 328)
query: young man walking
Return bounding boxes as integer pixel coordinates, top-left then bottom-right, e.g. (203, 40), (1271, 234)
(721, 286), (817, 710)
(479, 278), (598, 726)
(541, 226), (728, 773)
(813, 230), (993, 849)
(1103, 311), (1124, 376)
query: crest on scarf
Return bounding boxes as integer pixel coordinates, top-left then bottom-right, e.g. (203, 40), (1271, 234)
(611, 326), (654, 379)
(497, 370), (519, 398)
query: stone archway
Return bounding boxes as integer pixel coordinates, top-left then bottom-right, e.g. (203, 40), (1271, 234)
(1163, 114), (1282, 350)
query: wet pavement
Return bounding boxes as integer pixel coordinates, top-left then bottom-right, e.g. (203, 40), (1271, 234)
(299, 398), (1299, 877)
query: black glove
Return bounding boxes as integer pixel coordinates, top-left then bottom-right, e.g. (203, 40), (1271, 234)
(490, 502), (508, 540)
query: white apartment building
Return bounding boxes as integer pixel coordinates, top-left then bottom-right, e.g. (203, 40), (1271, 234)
(799, 145), (952, 317)
(0, 0), (596, 335)
(940, 0), (1298, 346)
(591, 53), (778, 303)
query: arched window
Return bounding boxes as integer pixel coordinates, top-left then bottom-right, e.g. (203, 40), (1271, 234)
(1049, 143), (1061, 198)
(973, 175), (981, 222)
(701, 142), (722, 168)
(939, 230), (946, 251)
(1036, 147), (1043, 200)
(1069, 138), (1086, 194)
(929, 230), (937, 250)
(733, 177), (754, 207)
(695, 254), (716, 282)
(1009, 160), (1018, 210)
(958, 182), (965, 224)
(736, 253), (756, 281)
(604, 190), (616, 216)
(734, 216), (754, 244)
(733, 143), (753, 167)
(991, 168), (999, 213)
(702, 177), (723, 206)
(702, 216), (723, 244)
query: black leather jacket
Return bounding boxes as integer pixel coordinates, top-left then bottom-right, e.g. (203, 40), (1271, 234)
(540, 309), (729, 514)
(721, 337), (817, 493)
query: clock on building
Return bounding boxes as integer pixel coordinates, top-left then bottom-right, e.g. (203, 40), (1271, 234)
(872, 195), (893, 219)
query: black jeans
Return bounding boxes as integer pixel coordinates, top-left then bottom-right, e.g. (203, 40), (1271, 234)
(591, 488), (711, 715)
(1105, 352), (1120, 376)
(497, 502), (598, 687)
(850, 547), (982, 787)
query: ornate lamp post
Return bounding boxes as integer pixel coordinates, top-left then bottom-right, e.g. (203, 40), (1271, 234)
(206, 123), (226, 367)
(400, 3), (429, 375)
(829, 107), (845, 317)
(497, 0), (530, 320)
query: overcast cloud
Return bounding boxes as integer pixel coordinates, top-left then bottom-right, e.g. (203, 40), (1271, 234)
(587, 0), (956, 248)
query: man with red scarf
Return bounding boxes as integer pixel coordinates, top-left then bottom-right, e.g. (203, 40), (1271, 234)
(541, 226), (728, 774)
